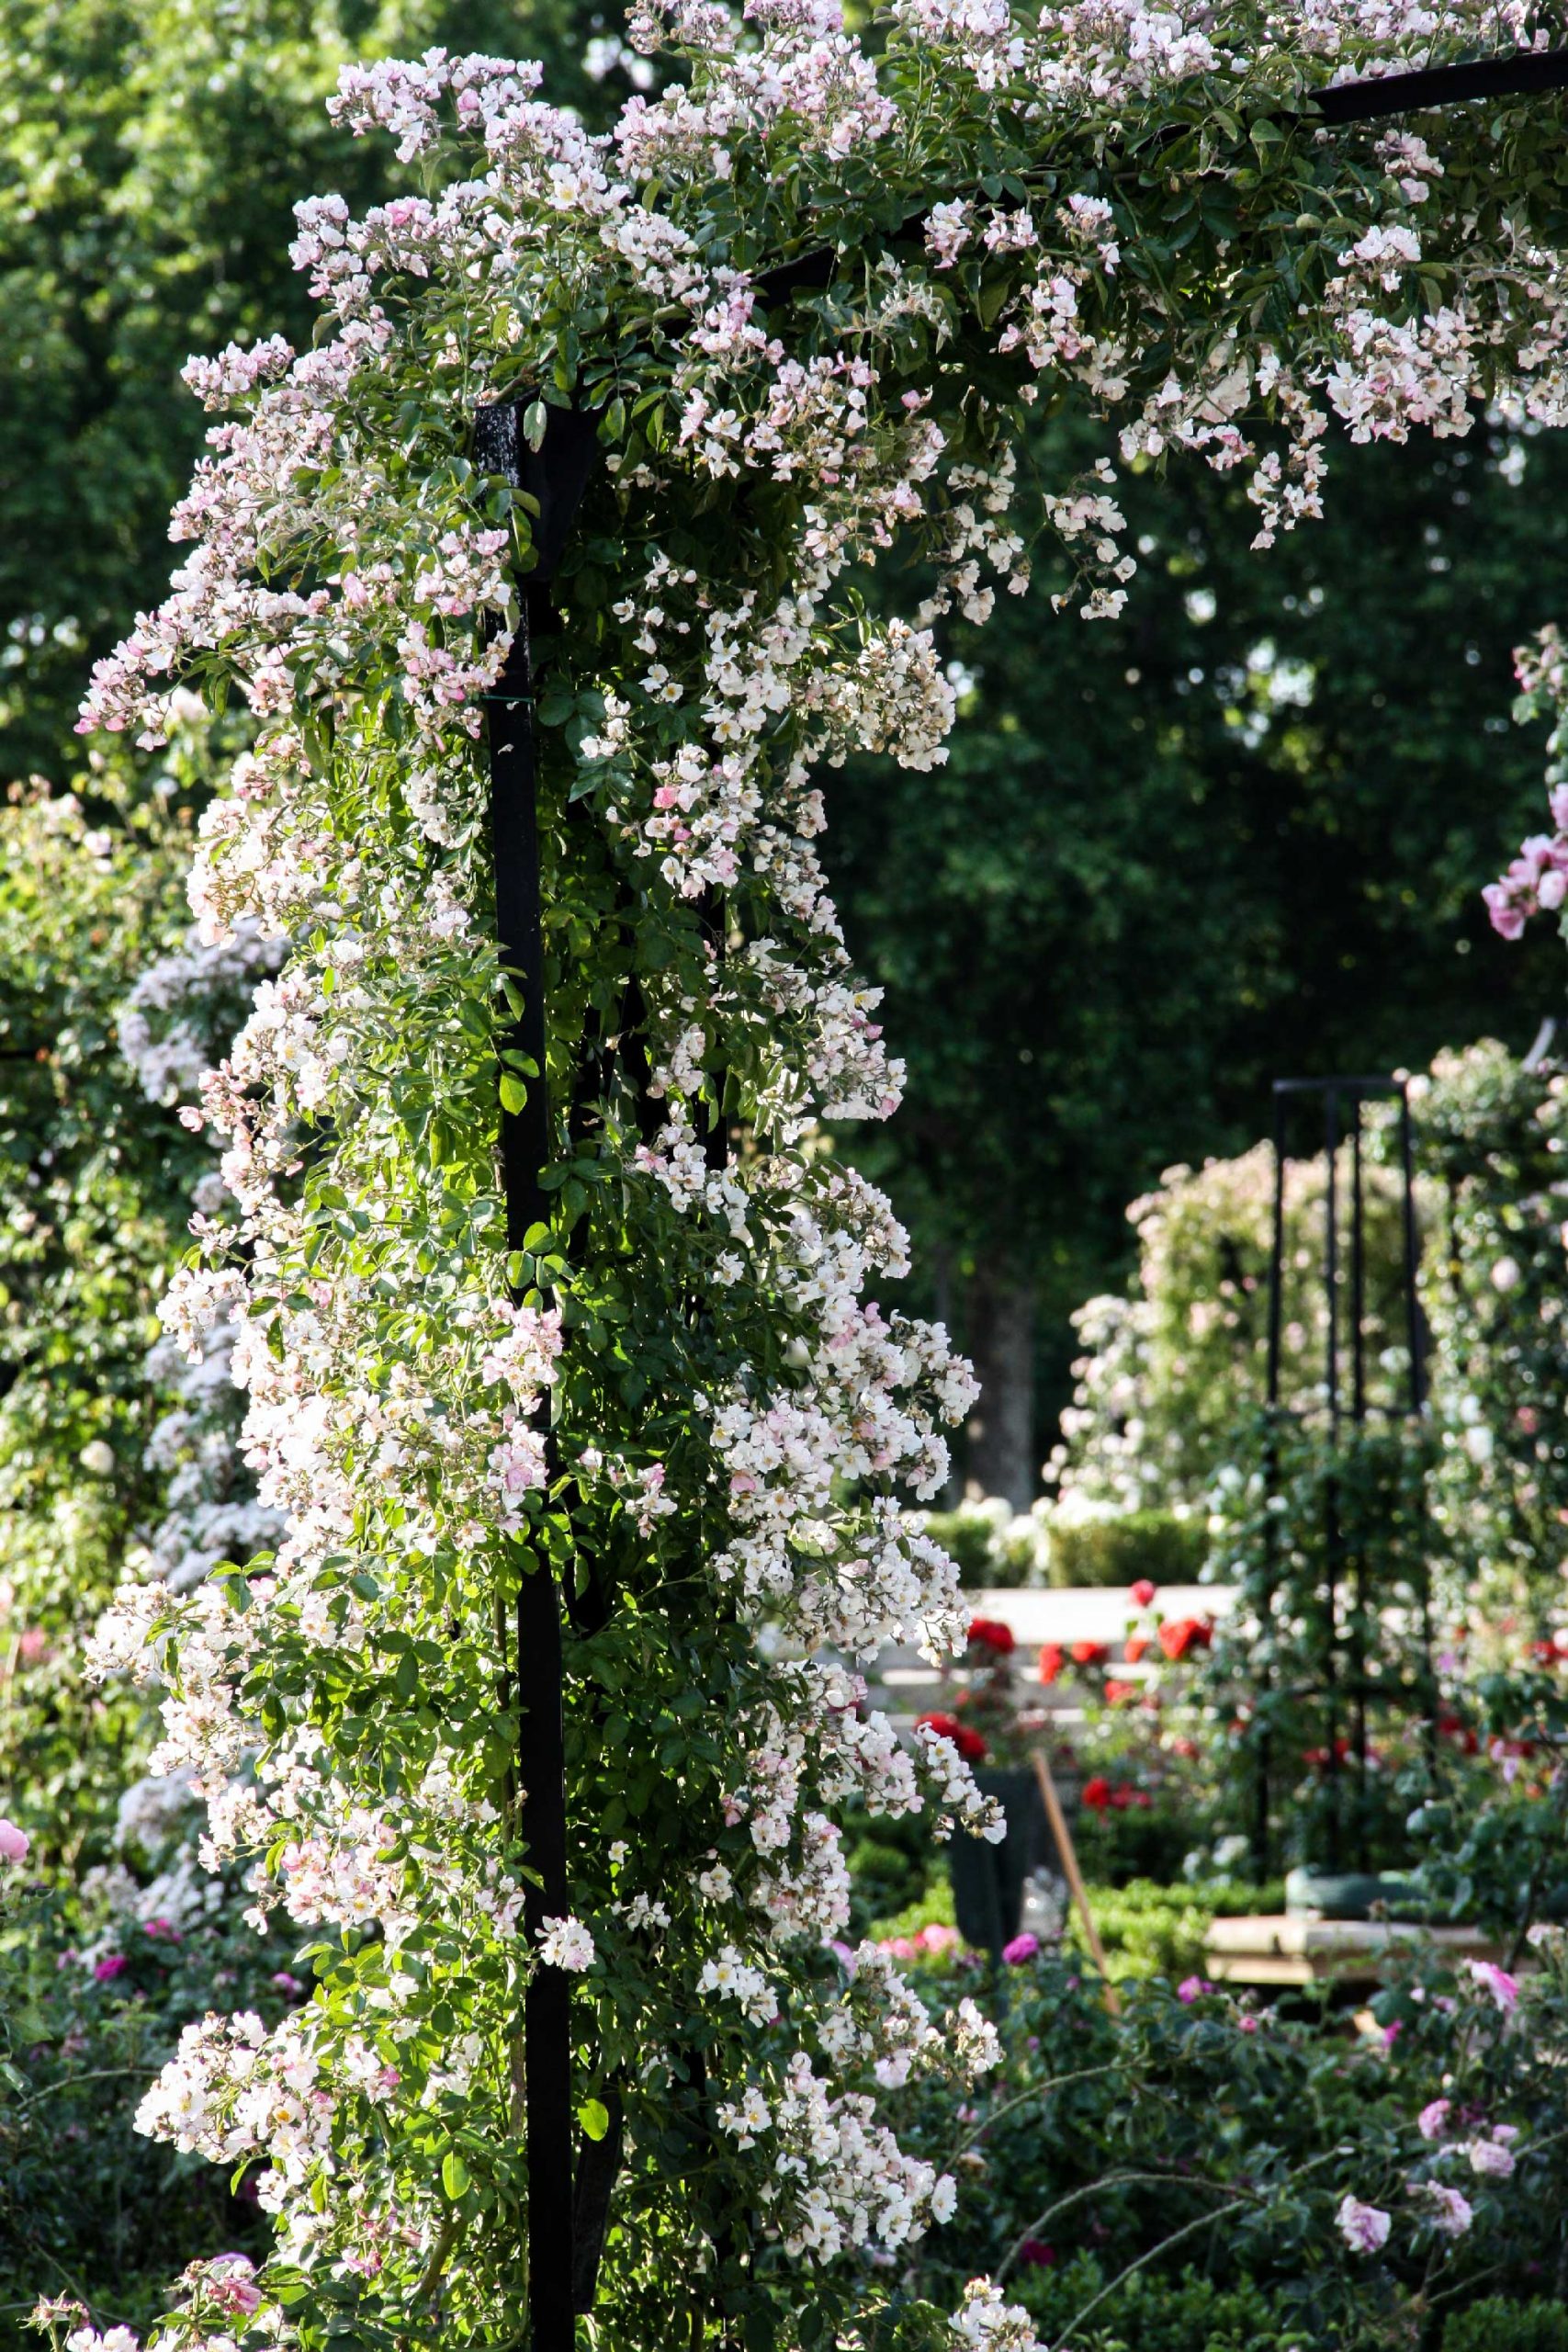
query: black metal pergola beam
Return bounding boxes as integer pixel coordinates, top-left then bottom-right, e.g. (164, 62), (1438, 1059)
(757, 46), (1568, 304)
(1310, 42), (1568, 124)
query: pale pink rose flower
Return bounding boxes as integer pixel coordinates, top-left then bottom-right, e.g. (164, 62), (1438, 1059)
(1466, 1959), (1519, 2011)
(1337, 2194), (1392, 2255)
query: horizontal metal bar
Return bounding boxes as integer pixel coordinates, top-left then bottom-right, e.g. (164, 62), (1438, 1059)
(755, 48), (1568, 306)
(1313, 44), (1568, 124)
(1272, 1077), (1404, 1095)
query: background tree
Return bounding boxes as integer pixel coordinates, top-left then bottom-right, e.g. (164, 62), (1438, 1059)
(6, 4), (1566, 1525)
(0, 0), (627, 781)
(829, 414), (1568, 1503)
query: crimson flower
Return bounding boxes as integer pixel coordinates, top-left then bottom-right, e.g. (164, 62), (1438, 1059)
(917, 1711), (987, 1764)
(1070, 1640), (1110, 1668)
(1156, 1616), (1212, 1661)
(1081, 1776), (1114, 1810)
(1129, 1579), (1156, 1608)
(968, 1616), (1016, 1655)
(1038, 1642), (1065, 1686)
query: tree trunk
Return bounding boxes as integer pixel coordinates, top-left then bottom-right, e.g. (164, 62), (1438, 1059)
(963, 1265), (1036, 1511)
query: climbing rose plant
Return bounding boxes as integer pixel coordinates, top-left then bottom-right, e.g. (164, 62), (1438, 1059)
(68, 5), (1568, 2346)
(1045, 1141), (1416, 1517)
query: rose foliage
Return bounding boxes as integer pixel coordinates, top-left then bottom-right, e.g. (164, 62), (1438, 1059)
(65, 5), (1568, 2346)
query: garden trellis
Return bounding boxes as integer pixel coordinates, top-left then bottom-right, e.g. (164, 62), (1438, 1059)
(1250, 1075), (1434, 1877)
(67, 8), (1568, 2350)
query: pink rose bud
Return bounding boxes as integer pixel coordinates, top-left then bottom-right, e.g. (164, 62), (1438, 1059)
(0, 1817), (29, 1865)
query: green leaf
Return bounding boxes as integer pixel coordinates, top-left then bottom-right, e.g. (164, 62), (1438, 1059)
(523, 400), (547, 452)
(500, 1074), (527, 1115)
(578, 2098), (611, 2143)
(442, 2150), (471, 2199)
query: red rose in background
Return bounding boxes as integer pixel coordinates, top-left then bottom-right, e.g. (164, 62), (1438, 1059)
(968, 1616), (1016, 1656)
(1104, 1679), (1139, 1706)
(1438, 1708), (1480, 1756)
(1124, 1633), (1151, 1665)
(1070, 1640), (1110, 1668)
(1039, 1643), (1065, 1686)
(1081, 1776), (1114, 1810)
(1156, 1617), (1213, 1662)
(916, 1711), (987, 1764)
(1129, 1579), (1157, 1609)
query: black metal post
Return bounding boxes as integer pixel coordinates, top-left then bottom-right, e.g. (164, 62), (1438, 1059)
(1321, 1085), (1342, 1871)
(1348, 1096), (1370, 1861)
(1398, 1085), (1427, 1415)
(1266, 1085), (1286, 1412)
(1324, 1084), (1340, 1437)
(1256, 1083), (1291, 1879)
(1397, 1081), (1439, 1780)
(1350, 1104), (1366, 1427)
(476, 398), (601, 2352)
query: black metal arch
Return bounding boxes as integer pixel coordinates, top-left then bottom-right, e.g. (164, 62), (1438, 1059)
(480, 42), (1568, 2347)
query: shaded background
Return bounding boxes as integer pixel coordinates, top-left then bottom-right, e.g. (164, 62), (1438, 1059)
(4, 0), (1562, 1501)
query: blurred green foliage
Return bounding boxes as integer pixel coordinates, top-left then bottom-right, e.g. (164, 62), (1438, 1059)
(0, 759), (204, 1862)
(830, 416), (1568, 1434)
(0, 1842), (299, 2346)
(1444, 2300), (1568, 2352)
(0, 0), (628, 782)
(1015, 2256), (1298, 2352)
(1046, 1511), (1208, 1590)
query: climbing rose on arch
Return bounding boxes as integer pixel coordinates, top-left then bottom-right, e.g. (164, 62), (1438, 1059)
(71, 4), (1568, 2346)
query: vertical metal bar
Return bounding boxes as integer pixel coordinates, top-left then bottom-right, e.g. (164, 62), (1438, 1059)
(1256, 1084), (1289, 1879)
(1398, 1084), (1426, 1414)
(478, 396), (603, 2351)
(486, 606), (575, 2352)
(1397, 1081), (1438, 1781)
(1267, 1086), (1287, 1410)
(1325, 1085), (1340, 1436)
(1348, 1095), (1369, 1865)
(1350, 1100), (1366, 1426)
(1323, 1085), (1342, 1871)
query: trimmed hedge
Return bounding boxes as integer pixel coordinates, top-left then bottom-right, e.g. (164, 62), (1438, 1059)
(1046, 1510), (1208, 1589)
(1444, 2301), (1568, 2352)
(1017, 2256), (1297, 2350)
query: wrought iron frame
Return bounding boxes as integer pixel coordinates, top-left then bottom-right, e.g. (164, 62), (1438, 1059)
(478, 44), (1568, 2342)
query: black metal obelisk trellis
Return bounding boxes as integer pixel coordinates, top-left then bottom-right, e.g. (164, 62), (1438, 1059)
(1257, 1076), (1432, 1877)
(475, 398), (602, 2352)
